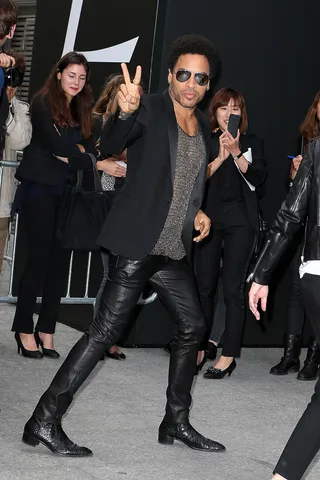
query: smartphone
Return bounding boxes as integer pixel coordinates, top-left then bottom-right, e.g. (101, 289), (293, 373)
(227, 114), (241, 138)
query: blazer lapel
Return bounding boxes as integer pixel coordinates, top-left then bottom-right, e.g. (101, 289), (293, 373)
(182, 109), (211, 262)
(162, 90), (178, 184)
(196, 108), (211, 161)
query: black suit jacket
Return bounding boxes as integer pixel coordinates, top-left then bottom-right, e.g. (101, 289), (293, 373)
(16, 95), (94, 186)
(98, 90), (212, 261)
(204, 131), (266, 231)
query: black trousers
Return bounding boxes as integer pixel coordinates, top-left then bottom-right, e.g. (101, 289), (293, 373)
(275, 273), (320, 480)
(33, 253), (206, 424)
(11, 192), (71, 334)
(195, 203), (254, 357)
(285, 235), (306, 335)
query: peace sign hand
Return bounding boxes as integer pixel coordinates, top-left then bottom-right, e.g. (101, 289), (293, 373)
(118, 63), (142, 114)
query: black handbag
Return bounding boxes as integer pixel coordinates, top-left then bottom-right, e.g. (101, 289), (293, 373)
(57, 154), (116, 252)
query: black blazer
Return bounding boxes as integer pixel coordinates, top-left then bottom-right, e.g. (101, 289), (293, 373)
(16, 94), (94, 186)
(204, 131), (266, 231)
(98, 90), (212, 261)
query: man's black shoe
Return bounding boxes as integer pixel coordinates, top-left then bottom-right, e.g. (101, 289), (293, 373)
(22, 416), (93, 457)
(158, 420), (225, 452)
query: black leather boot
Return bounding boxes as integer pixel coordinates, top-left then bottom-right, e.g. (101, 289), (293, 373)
(297, 339), (320, 381)
(162, 326), (226, 451)
(270, 334), (301, 375)
(23, 416), (92, 456)
(158, 420), (225, 452)
(23, 333), (106, 456)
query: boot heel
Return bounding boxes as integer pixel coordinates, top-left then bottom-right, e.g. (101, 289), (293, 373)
(292, 365), (300, 373)
(22, 432), (39, 447)
(158, 433), (174, 445)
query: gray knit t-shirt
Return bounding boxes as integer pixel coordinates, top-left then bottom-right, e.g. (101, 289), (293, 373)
(151, 125), (205, 260)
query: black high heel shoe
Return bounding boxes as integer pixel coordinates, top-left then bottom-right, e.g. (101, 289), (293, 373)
(106, 348), (126, 360)
(195, 354), (207, 376)
(14, 332), (43, 359)
(34, 332), (60, 359)
(203, 359), (236, 379)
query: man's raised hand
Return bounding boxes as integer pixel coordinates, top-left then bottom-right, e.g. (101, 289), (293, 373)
(118, 63), (142, 114)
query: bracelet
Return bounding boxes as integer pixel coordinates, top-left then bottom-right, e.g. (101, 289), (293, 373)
(233, 152), (242, 160)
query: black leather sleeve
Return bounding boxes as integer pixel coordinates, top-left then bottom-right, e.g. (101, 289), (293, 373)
(251, 141), (314, 285)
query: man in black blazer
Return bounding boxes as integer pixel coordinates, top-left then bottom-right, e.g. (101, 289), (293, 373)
(23, 35), (226, 456)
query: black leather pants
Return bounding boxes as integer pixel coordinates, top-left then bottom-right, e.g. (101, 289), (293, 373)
(33, 252), (206, 425)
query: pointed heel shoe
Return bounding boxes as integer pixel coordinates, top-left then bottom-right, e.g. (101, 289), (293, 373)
(34, 332), (60, 359)
(14, 332), (43, 359)
(203, 359), (236, 379)
(106, 349), (126, 360)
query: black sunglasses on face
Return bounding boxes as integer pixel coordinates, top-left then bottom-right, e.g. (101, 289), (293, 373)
(174, 69), (210, 86)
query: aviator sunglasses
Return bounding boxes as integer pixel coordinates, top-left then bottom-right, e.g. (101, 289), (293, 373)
(174, 69), (210, 86)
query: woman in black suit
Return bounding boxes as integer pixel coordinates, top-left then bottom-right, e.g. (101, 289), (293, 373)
(11, 52), (95, 359)
(195, 87), (266, 378)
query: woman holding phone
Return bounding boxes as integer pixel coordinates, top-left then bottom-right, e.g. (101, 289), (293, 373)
(195, 87), (266, 377)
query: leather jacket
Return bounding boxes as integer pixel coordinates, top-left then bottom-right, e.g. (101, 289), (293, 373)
(252, 137), (320, 285)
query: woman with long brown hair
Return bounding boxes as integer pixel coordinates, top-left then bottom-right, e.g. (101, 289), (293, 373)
(195, 87), (266, 377)
(269, 90), (320, 380)
(11, 51), (95, 359)
(93, 74), (128, 192)
(92, 73), (143, 360)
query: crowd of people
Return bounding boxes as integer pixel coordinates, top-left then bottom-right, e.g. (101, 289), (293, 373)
(1, 0), (320, 479)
